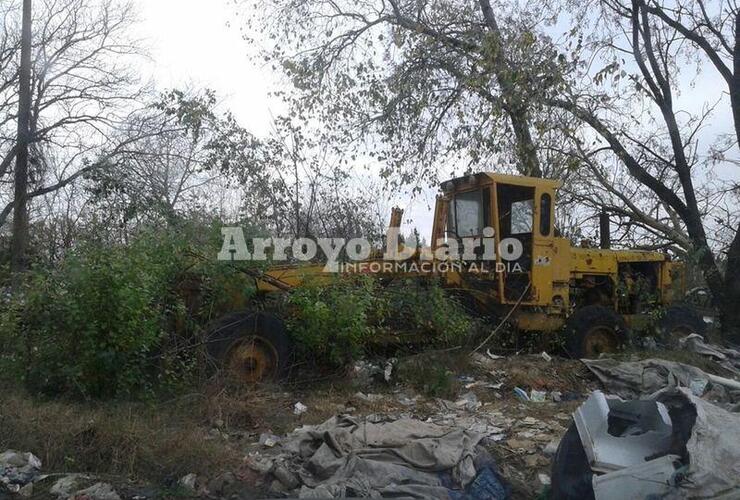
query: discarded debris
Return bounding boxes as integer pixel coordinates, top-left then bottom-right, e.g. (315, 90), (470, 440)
(486, 349), (504, 360)
(529, 389), (547, 403)
(71, 482), (121, 500)
(573, 391), (673, 472)
(259, 432), (280, 448)
(680, 334), (740, 376)
(551, 388), (740, 499)
(293, 402), (308, 415)
(252, 414), (509, 498)
(50, 475), (90, 497)
(0, 450), (42, 493)
(541, 351), (552, 362)
(354, 391), (385, 402)
(178, 473), (198, 494)
(582, 357), (740, 404)
(513, 387), (530, 401)
(455, 391), (482, 411)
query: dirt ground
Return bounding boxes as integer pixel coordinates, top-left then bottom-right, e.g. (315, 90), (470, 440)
(3, 348), (733, 499)
(200, 352), (598, 499)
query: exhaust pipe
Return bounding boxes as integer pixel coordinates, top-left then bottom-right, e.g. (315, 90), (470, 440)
(600, 210), (611, 249)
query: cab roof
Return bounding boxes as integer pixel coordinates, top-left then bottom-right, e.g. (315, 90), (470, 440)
(440, 172), (562, 193)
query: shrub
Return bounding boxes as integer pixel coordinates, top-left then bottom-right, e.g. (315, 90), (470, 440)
(286, 276), (474, 368)
(0, 222), (258, 399)
(380, 279), (473, 344)
(286, 276), (378, 367)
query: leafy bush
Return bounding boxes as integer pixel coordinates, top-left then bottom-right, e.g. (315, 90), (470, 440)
(286, 276), (473, 368)
(1, 221), (258, 399)
(287, 276), (378, 367)
(380, 279), (473, 344)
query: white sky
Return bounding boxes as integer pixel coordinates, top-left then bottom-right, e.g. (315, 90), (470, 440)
(135, 0), (278, 135)
(133, 0), (738, 239)
(134, 0), (437, 233)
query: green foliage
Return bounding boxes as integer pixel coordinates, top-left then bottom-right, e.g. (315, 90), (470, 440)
(286, 276), (473, 368)
(287, 276), (378, 367)
(379, 279), (473, 344)
(0, 221), (258, 399)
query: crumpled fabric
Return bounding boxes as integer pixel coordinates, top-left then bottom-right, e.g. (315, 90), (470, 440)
(0, 450), (42, 491)
(651, 388), (740, 498)
(679, 334), (740, 376)
(281, 415), (488, 499)
(581, 358), (740, 404)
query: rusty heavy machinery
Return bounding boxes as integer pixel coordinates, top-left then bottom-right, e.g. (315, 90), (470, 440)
(207, 172), (707, 383)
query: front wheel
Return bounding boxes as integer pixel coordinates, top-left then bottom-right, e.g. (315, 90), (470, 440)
(565, 305), (629, 358)
(657, 305), (707, 348)
(206, 311), (292, 384)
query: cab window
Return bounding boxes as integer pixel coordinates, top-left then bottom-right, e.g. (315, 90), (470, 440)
(453, 190), (484, 236)
(540, 193), (552, 236)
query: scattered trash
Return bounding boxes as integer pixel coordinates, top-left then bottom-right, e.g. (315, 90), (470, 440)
(354, 392), (385, 402)
(245, 453), (274, 474)
(486, 349), (504, 360)
(293, 402), (308, 415)
(272, 464), (300, 490)
(573, 391), (673, 472)
(591, 455), (681, 500)
(273, 414), (503, 498)
(71, 482), (121, 500)
(455, 391), (482, 411)
(352, 358), (397, 385)
(529, 389), (547, 403)
(543, 439), (560, 457)
(537, 473), (551, 487)
(0, 450), (42, 492)
(541, 351), (552, 362)
(259, 432), (280, 448)
(178, 473), (198, 493)
(680, 334), (740, 376)
(551, 387), (740, 499)
(397, 394), (418, 406)
(18, 482), (33, 498)
(50, 475), (90, 497)
(581, 358), (740, 404)
(689, 377), (710, 396)
(383, 358), (397, 382)
(550, 391), (562, 402)
(513, 387), (530, 401)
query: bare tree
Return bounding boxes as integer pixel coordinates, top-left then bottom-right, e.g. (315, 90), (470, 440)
(549, 0), (740, 338)
(9, 0), (31, 286)
(0, 0), (146, 234)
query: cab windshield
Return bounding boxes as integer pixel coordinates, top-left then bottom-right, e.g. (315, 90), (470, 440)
(447, 189), (484, 237)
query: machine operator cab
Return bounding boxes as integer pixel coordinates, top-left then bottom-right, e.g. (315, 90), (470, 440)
(431, 172), (563, 307)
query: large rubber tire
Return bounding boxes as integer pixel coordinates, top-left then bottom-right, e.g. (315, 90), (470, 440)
(565, 305), (629, 358)
(657, 305), (707, 348)
(550, 423), (594, 500)
(206, 311), (292, 383)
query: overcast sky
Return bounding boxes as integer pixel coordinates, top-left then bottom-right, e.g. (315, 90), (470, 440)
(132, 0), (440, 232)
(132, 0), (738, 237)
(134, 0), (277, 136)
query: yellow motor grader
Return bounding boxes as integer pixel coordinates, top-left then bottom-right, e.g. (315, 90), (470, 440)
(207, 172), (706, 383)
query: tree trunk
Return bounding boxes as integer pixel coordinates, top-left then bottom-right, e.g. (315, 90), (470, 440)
(10, 0), (33, 290)
(477, 0), (542, 178)
(720, 226), (740, 342)
(732, 13), (740, 149)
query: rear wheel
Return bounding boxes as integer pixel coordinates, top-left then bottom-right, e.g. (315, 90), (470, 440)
(206, 311), (292, 384)
(565, 305), (629, 358)
(657, 305), (707, 348)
